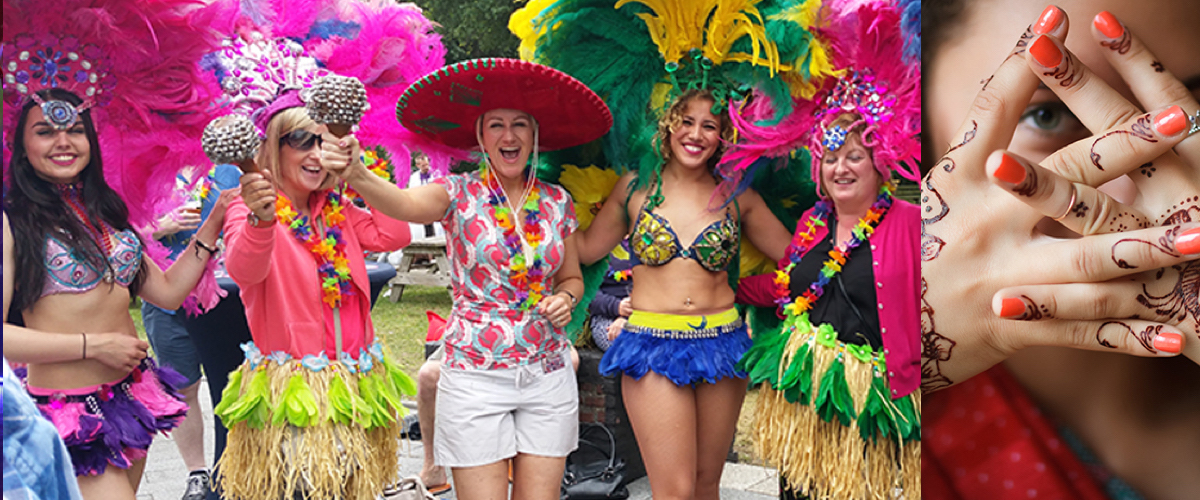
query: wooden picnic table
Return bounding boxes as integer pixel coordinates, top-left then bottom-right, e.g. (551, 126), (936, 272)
(385, 236), (451, 302)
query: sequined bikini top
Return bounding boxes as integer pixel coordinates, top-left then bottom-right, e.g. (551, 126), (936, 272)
(41, 229), (143, 298)
(630, 195), (740, 273)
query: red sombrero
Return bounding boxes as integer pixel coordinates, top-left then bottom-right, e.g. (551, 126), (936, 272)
(396, 58), (612, 151)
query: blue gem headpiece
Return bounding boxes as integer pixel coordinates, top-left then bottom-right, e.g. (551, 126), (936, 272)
(822, 125), (848, 152)
(29, 92), (89, 130)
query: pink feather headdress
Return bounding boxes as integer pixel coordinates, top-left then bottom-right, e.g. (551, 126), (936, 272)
(2, 0), (238, 226)
(718, 0), (921, 196)
(206, 0), (463, 186)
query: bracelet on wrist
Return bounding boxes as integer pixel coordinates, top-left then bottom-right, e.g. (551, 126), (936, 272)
(194, 237), (219, 257)
(247, 211), (276, 228)
(558, 289), (578, 306)
(81, 332), (87, 360)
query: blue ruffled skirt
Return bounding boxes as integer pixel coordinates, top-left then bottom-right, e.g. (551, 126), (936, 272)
(599, 311), (750, 386)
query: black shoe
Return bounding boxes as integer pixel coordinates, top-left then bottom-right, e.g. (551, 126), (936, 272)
(182, 470), (211, 500)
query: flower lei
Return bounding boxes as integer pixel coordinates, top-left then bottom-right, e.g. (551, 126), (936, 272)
(773, 181), (895, 317)
(276, 190), (353, 307)
(483, 166), (545, 310)
(341, 149), (393, 203)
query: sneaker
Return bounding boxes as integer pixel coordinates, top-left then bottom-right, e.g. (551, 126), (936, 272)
(182, 470), (211, 500)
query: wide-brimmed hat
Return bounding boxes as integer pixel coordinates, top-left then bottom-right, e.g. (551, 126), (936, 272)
(396, 58), (612, 151)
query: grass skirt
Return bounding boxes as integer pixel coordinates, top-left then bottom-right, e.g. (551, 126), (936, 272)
(25, 358), (188, 476)
(213, 342), (415, 500)
(738, 316), (921, 499)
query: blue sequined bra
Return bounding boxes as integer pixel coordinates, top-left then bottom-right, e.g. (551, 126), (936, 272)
(630, 196), (740, 273)
(41, 229), (142, 297)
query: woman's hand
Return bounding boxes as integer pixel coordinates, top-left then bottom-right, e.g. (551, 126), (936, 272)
(607, 317), (628, 342)
(920, 7), (1200, 392)
(239, 170), (277, 223)
(320, 132), (365, 181)
(87, 333), (150, 373)
(618, 297), (633, 317)
(538, 293), (574, 328)
(153, 207), (200, 239)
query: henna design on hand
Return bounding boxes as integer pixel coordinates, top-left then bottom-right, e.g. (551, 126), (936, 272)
(1096, 321), (1132, 349)
(921, 278), (956, 391)
(1137, 261), (1200, 330)
(1013, 295), (1051, 320)
(1072, 201), (1088, 218)
(921, 177), (949, 261)
(1010, 25), (1035, 58)
(1111, 225), (1183, 269)
(1157, 197), (1200, 226)
(1151, 61), (1165, 73)
(1101, 29), (1132, 55)
(937, 121), (978, 173)
(1105, 211), (1152, 232)
(1011, 160), (1040, 197)
(1090, 114), (1158, 171)
(1043, 51), (1080, 88)
(981, 75), (995, 91)
(1139, 162), (1155, 177)
(1133, 324), (1166, 353)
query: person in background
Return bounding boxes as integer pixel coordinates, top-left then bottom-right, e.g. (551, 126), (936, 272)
(588, 240), (635, 351)
(407, 152), (444, 241)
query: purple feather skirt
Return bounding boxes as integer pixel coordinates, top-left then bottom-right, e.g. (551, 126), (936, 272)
(24, 358), (189, 476)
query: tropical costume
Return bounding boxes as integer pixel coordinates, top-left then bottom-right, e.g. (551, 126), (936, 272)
(200, 3), (449, 499)
(733, 0), (923, 497)
(510, 0), (837, 390)
(395, 57), (612, 465)
(2, 0), (231, 477)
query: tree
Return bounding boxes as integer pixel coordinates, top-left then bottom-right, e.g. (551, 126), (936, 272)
(409, 0), (522, 63)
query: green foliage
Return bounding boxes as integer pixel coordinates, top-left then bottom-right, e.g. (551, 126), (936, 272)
(411, 0), (522, 62)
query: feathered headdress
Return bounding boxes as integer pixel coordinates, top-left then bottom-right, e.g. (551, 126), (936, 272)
(723, 0), (920, 196)
(204, 0), (462, 186)
(2, 0), (238, 227)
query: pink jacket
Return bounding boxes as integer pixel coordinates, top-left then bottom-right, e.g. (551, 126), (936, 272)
(737, 199), (921, 398)
(224, 193), (410, 358)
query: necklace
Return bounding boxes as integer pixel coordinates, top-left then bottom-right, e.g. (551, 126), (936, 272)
(275, 190), (353, 307)
(58, 184), (116, 283)
(483, 166), (545, 310)
(774, 181), (894, 317)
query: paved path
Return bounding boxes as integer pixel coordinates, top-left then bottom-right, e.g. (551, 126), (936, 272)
(137, 377), (779, 500)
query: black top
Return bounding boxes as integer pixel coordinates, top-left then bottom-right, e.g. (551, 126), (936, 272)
(790, 215), (882, 349)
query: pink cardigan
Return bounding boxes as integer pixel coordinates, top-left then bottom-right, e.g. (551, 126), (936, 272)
(737, 199), (921, 398)
(224, 193), (410, 358)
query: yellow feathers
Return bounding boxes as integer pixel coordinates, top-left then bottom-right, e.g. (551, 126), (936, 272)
(558, 164), (622, 231)
(617, 0), (779, 73)
(511, 0), (559, 61)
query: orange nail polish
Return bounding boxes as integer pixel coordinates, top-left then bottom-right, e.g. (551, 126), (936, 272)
(1176, 226), (1200, 255)
(999, 298), (1026, 318)
(1033, 5), (1063, 35)
(1029, 36), (1062, 68)
(1154, 106), (1187, 136)
(1093, 11), (1124, 39)
(1153, 332), (1183, 354)
(993, 154), (1027, 185)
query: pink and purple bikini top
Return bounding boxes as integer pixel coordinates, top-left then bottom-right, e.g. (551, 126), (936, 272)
(41, 229), (143, 298)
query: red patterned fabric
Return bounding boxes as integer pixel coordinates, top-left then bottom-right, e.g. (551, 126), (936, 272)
(923, 366), (1109, 499)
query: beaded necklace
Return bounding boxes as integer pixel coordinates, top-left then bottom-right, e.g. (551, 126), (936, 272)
(58, 183), (114, 255)
(773, 181), (895, 317)
(483, 166), (545, 310)
(275, 190), (353, 307)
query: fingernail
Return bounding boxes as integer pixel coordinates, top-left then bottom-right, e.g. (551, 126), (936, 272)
(1153, 331), (1183, 354)
(1176, 226), (1200, 255)
(992, 153), (1027, 185)
(1093, 11), (1124, 39)
(1029, 36), (1062, 67)
(999, 297), (1026, 318)
(1033, 5), (1063, 35)
(1154, 106), (1187, 136)
(339, 140), (347, 147)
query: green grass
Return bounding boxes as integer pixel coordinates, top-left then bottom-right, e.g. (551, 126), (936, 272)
(129, 285), (453, 379)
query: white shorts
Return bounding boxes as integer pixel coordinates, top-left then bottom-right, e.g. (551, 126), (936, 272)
(434, 348), (579, 468)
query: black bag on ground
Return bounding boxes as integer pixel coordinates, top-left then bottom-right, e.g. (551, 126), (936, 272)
(561, 423), (629, 500)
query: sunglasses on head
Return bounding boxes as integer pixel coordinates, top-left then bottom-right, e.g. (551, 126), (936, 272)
(279, 129), (323, 151)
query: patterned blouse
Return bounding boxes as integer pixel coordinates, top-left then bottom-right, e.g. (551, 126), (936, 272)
(435, 172), (577, 370)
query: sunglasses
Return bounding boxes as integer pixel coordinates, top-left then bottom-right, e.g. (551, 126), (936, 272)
(279, 129), (323, 151)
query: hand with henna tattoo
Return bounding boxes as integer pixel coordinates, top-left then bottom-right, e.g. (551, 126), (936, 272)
(921, 6), (1200, 392)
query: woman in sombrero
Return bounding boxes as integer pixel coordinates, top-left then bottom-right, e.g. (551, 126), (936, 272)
(323, 58), (609, 500)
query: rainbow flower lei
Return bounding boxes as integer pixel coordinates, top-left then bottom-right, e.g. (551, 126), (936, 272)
(773, 181), (895, 317)
(483, 166), (545, 310)
(276, 190), (353, 307)
(341, 149), (393, 203)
